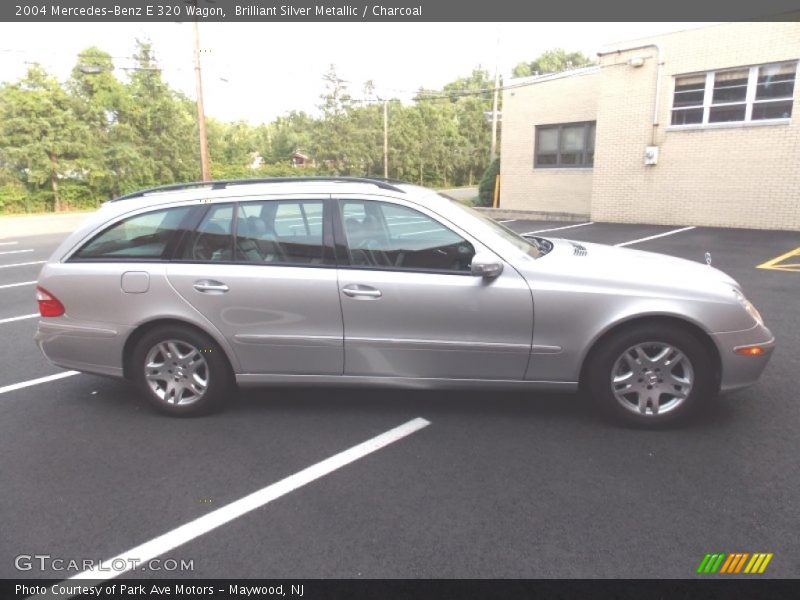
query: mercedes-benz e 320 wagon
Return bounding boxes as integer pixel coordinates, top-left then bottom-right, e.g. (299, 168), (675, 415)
(35, 178), (774, 425)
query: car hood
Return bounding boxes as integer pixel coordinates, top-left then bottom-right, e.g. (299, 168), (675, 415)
(520, 237), (740, 298)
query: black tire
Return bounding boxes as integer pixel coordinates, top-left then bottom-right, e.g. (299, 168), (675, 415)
(584, 324), (716, 427)
(130, 324), (233, 416)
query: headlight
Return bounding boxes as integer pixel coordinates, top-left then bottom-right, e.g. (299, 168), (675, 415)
(732, 288), (764, 325)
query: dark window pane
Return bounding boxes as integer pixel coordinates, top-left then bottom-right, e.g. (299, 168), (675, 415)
(671, 108), (704, 125)
(756, 81), (795, 100)
(180, 205), (233, 262)
(673, 90), (705, 107)
(757, 62), (796, 100)
(75, 207), (191, 259)
(673, 75), (705, 107)
(559, 152), (581, 165)
(751, 100), (793, 120)
(708, 104), (746, 123)
(236, 200), (327, 265)
(712, 69), (748, 104)
(536, 153), (557, 165)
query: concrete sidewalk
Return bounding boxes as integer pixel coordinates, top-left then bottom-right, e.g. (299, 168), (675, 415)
(0, 212), (93, 239)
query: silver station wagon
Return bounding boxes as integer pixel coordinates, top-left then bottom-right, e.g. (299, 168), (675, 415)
(35, 178), (774, 425)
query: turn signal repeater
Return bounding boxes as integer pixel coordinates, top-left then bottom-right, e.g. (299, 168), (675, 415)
(35, 286), (65, 317)
(735, 346), (766, 357)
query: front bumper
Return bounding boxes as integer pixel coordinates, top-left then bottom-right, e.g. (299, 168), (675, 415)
(711, 322), (775, 393)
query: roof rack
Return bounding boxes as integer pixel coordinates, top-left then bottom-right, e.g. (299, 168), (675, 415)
(110, 176), (408, 202)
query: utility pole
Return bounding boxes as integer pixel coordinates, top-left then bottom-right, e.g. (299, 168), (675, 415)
(383, 99), (389, 179)
(489, 30), (501, 163)
(489, 63), (500, 163)
(192, 13), (211, 181)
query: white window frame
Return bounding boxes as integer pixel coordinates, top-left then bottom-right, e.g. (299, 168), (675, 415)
(669, 61), (798, 130)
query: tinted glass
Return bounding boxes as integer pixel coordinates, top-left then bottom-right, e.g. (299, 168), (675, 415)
(236, 200), (329, 265)
(75, 207), (191, 259)
(340, 201), (474, 272)
(179, 204), (234, 262)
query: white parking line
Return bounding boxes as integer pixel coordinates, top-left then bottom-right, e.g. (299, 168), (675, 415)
(0, 249), (33, 256)
(497, 219), (516, 224)
(0, 313), (38, 325)
(615, 226), (696, 248)
(0, 260), (45, 269)
(68, 417), (431, 582)
(0, 371), (80, 396)
(524, 222), (594, 235)
(0, 280), (36, 290)
(0, 241), (19, 246)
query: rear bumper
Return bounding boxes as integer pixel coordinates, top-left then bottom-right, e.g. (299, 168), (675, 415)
(35, 319), (126, 378)
(711, 322), (775, 392)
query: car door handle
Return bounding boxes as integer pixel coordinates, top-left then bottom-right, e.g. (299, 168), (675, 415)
(342, 285), (382, 299)
(193, 280), (229, 293)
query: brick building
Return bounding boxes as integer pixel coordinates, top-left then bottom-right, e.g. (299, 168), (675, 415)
(500, 22), (800, 230)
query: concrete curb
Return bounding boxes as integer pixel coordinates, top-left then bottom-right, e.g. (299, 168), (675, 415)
(474, 208), (588, 222)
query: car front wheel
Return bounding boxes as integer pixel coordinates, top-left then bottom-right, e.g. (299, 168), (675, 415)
(131, 325), (232, 416)
(585, 324), (716, 426)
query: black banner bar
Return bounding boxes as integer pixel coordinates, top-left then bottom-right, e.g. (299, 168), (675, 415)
(5, 579), (800, 600)
(2, 0), (800, 22)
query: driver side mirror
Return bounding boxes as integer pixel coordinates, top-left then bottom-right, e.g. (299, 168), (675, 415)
(470, 254), (504, 279)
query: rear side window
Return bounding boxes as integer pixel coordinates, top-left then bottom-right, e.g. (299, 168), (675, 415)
(74, 207), (192, 260)
(178, 204), (234, 262)
(236, 199), (331, 265)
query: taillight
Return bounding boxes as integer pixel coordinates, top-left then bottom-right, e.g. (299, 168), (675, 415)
(35, 286), (65, 317)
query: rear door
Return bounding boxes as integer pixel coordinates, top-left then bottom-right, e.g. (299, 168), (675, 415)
(166, 195), (344, 375)
(333, 195), (534, 380)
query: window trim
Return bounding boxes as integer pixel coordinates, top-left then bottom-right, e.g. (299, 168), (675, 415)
(534, 121), (596, 169)
(669, 60), (797, 129)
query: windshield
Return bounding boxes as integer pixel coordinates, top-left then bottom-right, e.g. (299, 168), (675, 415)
(443, 195), (548, 259)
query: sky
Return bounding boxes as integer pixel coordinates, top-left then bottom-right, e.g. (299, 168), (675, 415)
(0, 22), (713, 125)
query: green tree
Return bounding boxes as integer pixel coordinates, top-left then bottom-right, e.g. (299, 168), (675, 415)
(0, 65), (88, 211)
(477, 157), (500, 207)
(512, 49), (594, 78)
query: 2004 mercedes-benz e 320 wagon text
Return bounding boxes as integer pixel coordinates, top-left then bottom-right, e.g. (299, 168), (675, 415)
(35, 177), (774, 425)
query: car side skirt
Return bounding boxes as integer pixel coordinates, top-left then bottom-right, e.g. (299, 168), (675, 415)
(235, 373), (578, 391)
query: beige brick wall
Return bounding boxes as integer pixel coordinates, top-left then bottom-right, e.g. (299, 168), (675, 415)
(499, 69), (599, 215)
(592, 22), (800, 230)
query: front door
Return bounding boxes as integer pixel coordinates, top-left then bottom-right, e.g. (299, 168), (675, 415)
(334, 197), (533, 380)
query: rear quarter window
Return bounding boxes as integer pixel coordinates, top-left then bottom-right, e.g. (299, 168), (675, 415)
(73, 207), (192, 260)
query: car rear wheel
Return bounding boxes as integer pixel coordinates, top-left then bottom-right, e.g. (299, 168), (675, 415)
(585, 324), (715, 427)
(131, 325), (232, 416)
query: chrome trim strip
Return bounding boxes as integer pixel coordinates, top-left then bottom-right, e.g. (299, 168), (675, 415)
(347, 337), (530, 351)
(36, 322), (118, 338)
(233, 334), (342, 347)
(531, 344), (563, 354)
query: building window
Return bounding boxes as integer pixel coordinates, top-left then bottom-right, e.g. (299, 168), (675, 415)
(534, 122), (595, 168)
(671, 61), (797, 127)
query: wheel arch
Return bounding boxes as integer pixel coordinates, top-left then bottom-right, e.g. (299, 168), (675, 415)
(578, 314), (722, 392)
(122, 317), (237, 380)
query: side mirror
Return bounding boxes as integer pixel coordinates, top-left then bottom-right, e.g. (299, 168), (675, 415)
(470, 254), (504, 279)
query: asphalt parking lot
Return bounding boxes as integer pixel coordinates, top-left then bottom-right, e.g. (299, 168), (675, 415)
(1, 219), (799, 581)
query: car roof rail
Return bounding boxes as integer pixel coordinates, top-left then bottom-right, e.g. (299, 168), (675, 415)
(110, 176), (408, 202)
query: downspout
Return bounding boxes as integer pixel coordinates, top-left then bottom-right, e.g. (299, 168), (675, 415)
(597, 43), (664, 145)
